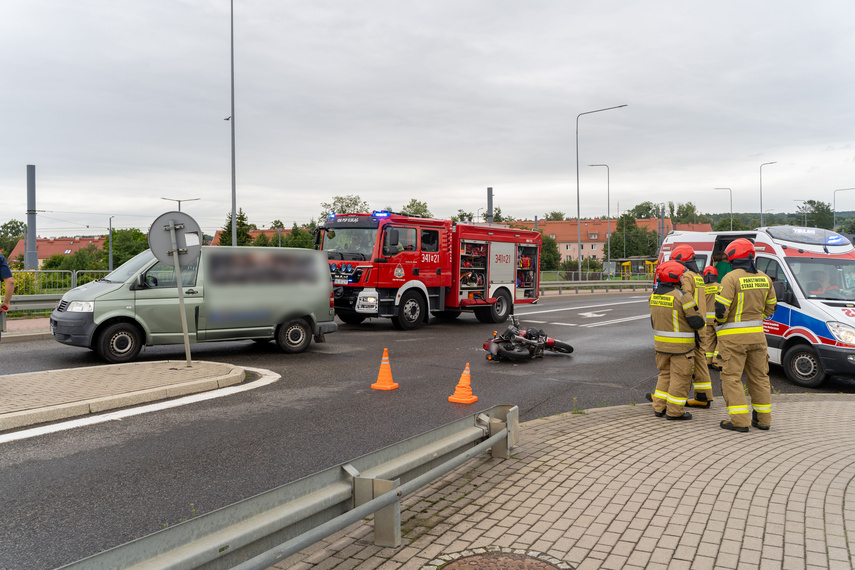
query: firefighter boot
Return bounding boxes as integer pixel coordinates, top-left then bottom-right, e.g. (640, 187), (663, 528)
(645, 393), (666, 417)
(720, 420), (749, 433)
(752, 410), (770, 431)
(686, 392), (712, 409)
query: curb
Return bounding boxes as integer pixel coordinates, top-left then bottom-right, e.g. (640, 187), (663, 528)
(0, 364), (245, 432)
(1, 331), (53, 343)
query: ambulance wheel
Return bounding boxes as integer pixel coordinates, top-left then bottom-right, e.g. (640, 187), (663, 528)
(96, 322), (143, 364)
(783, 344), (827, 388)
(391, 291), (425, 330)
(277, 318), (312, 353)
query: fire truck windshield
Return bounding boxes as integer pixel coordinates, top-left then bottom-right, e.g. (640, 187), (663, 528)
(320, 228), (378, 260)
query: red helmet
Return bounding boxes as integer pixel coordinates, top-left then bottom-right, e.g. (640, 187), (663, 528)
(725, 238), (755, 261)
(670, 244), (695, 262)
(703, 265), (718, 277)
(657, 260), (686, 284)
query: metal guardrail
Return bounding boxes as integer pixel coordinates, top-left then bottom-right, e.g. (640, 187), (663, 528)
(540, 280), (654, 295)
(59, 405), (519, 570)
(0, 294), (63, 332)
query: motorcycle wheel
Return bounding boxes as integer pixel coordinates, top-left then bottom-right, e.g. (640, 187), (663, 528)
(496, 342), (531, 362)
(549, 341), (574, 354)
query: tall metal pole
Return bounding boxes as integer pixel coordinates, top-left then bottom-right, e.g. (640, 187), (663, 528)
(760, 162), (776, 227)
(589, 164), (610, 262)
(833, 188), (855, 230)
(162, 197), (200, 212)
(230, 0), (237, 246)
(576, 105), (626, 273)
(108, 216), (115, 271)
(715, 188), (732, 230)
(25, 165), (38, 270)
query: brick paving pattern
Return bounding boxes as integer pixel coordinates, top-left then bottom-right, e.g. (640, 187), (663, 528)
(277, 394), (855, 570)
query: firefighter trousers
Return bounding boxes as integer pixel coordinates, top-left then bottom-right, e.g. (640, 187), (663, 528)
(691, 344), (714, 401)
(702, 324), (718, 365)
(652, 351), (693, 418)
(717, 340), (771, 428)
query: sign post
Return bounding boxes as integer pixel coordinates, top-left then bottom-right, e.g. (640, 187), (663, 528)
(147, 212), (202, 367)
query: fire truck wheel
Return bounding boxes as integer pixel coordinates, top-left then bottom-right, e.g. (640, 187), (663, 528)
(392, 290), (426, 330)
(337, 313), (367, 325)
(482, 290), (512, 323)
(431, 310), (461, 320)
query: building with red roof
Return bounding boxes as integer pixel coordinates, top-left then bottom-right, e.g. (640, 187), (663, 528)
(8, 236), (108, 268)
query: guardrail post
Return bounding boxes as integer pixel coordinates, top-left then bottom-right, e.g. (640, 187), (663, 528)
(354, 477), (401, 547)
(0, 310), (5, 333)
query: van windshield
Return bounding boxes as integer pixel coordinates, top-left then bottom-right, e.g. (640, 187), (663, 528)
(104, 250), (155, 283)
(786, 258), (855, 300)
(320, 228), (377, 260)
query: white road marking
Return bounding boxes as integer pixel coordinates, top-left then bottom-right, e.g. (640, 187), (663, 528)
(550, 323), (578, 326)
(578, 309), (612, 318)
(517, 299), (647, 316)
(581, 315), (649, 327)
(0, 366), (280, 445)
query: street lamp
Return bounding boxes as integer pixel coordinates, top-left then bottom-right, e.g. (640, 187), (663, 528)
(833, 187), (855, 230)
(589, 164), (611, 262)
(576, 104), (627, 272)
(760, 162), (776, 226)
(161, 197), (200, 212)
(230, 0), (237, 246)
(108, 216), (115, 271)
(715, 188), (733, 231)
(476, 207), (483, 223)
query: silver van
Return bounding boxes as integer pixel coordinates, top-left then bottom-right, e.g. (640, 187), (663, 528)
(50, 246), (337, 363)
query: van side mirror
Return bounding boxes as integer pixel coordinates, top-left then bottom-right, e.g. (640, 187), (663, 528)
(773, 280), (798, 307)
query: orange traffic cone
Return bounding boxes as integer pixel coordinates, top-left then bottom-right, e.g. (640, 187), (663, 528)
(448, 363), (478, 404)
(371, 348), (399, 390)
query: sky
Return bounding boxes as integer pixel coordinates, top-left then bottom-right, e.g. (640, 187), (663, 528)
(2, 0), (854, 238)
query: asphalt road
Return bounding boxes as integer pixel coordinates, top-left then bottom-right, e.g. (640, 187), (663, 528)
(2, 292), (854, 569)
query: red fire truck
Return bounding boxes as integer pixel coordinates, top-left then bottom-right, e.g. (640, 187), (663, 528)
(314, 211), (542, 329)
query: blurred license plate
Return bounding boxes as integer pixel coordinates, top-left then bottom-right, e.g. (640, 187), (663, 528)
(334, 278), (349, 285)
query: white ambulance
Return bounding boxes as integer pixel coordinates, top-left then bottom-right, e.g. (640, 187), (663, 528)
(659, 225), (855, 387)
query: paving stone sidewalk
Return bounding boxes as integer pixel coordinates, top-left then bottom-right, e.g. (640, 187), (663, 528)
(279, 394), (855, 570)
(0, 360), (245, 430)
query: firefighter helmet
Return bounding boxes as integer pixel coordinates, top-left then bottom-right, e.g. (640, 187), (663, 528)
(657, 260), (686, 284)
(703, 265), (718, 278)
(670, 244), (695, 262)
(724, 238), (755, 261)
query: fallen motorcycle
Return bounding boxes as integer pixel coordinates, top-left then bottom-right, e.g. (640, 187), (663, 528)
(483, 316), (574, 361)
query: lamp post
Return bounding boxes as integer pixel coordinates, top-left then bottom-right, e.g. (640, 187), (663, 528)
(760, 162), (776, 227)
(833, 187), (855, 230)
(576, 104), (627, 272)
(230, 0), (237, 246)
(476, 208), (483, 223)
(715, 188), (733, 230)
(589, 164), (610, 262)
(108, 216), (115, 271)
(161, 197), (200, 212)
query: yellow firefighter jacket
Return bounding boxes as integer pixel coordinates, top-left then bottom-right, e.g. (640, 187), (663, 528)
(704, 282), (722, 325)
(715, 268), (777, 343)
(650, 285), (706, 354)
(680, 269), (707, 322)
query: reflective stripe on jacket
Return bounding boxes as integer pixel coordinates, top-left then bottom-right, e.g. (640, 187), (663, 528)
(650, 287), (704, 354)
(715, 269), (777, 344)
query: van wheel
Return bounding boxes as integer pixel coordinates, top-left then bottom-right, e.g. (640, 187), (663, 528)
(277, 319), (312, 353)
(391, 291), (425, 330)
(783, 344), (827, 388)
(96, 322), (143, 364)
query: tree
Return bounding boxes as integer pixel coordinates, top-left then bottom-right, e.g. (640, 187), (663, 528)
(270, 219), (285, 230)
(0, 219), (26, 257)
(795, 200), (833, 229)
(629, 201), (661, 219)
(401, 199), (433, 218)
(41, 244), (105, 271)
(253, 232), (271, 247)
(283, 223), (314, 249)
(451, 209), (474, 222)
(540, 234), (561, 271)
(320, 194), (370, 220)
(107, 228), (149, 267)
(542, 211), (565, 221)
(713, 217), (748, 232)
(608, 214), (660, 258)
(218, 209), (254, 246)
(491, 206), (512, 222)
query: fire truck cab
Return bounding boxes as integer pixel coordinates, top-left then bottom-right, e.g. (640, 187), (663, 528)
(315, 212), (542, 330)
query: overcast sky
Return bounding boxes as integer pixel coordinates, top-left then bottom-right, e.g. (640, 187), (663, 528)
(3, 0), (854, 238)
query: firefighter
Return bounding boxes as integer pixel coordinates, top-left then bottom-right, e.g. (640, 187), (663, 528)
(645, 260), (706, 420)
(702, 266), (722, 369)
(669, 244), (714, 408)
(715, 238), (777, 432)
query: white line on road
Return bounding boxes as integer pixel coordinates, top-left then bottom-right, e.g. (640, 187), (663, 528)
(516, 299), (648, 316)
(580, 315), (649, 327)
(0, 366), (280, 445)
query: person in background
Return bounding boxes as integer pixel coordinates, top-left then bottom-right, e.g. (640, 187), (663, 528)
(713, 253), (732, 283)
(0, 253), (14, 342)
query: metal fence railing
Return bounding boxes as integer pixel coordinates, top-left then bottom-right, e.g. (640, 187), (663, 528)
(9, 270), (109, 296)
(539, 270), (653, 282)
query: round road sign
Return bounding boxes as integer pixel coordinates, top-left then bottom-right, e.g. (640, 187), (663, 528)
(147, 211), (203, 267)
